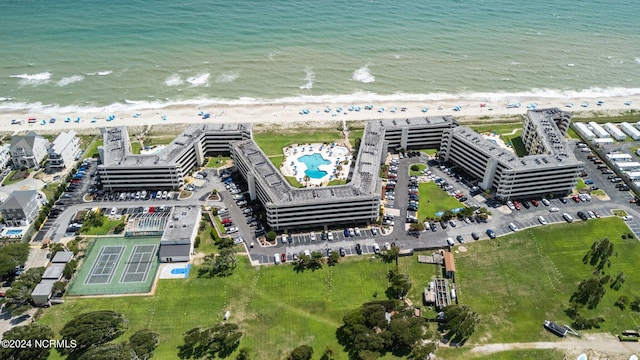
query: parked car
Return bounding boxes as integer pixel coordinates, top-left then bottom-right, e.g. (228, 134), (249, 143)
(538, 216), (548, 225)
(562, 213), (574, 223)
(471, 232), (480, 240)
(486, 229), (496, 239)
(355, 243), (363, 255)
(508, 222), (519, 231)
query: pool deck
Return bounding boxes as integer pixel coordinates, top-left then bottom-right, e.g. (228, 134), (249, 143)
(280, 143), (351, 186)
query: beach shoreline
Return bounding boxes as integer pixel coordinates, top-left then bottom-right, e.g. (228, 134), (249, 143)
(1, 95), (638, 134)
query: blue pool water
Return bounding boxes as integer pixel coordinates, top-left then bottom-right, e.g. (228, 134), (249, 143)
(298, 153), (331, 179)
(170, 264), (191, 278)
(6, 229), (23, 235)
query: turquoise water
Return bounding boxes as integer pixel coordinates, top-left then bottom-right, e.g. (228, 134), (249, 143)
(299, 154), (330, 179)
(5, 229), (23, 235)
(1, 0), (639, 112)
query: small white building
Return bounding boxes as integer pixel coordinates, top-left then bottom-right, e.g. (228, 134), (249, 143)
(603, 123), (627, 141)
(593, 138), (614, 146)
(573, 122), (595, 141)
(625, 172), (640, 181)
(606, 153), (633, 163)
(588, 122), (610, 139)
(621, 122), (640, 140)
(48, 130), (80, 173)
(617, 162), (640, 172)
(31, 280), (55, 306)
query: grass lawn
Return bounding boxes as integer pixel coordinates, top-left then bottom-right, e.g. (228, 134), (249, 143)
(130, 141), (142, 154)
(253, 129), (343, 157)
(419, 149), (438, 156)
(2, 170), (24, 185)
(39, 256), (397, 360)
(284, 176), (305, 188)
(437, 347), (564, 360)
(327, 179), (347, 186)
(268, 155), (284, 168)
(470, 123), (521, 135)
(418, 182), (466, 219)
(576, 178), (588, 191)
(574, 110), (640, 124)
(41, 183), (62, 202)
(349, 127), (364, 148)
(499, 131), (527, 157)
(214, 214), (226, 235)
(79, 216), (126, 236)
(84, 139), (103, 158)
(205, 156), (232, 168)
(145, 137), (175, 147)
(409, 163), (427, 177)
(455, 217), (640, 344)
(566, 127), (580, 140)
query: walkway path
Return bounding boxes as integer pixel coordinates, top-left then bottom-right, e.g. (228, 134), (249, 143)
(469, 333), (640, 359)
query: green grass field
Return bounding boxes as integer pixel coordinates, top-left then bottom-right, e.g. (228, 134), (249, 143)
(37, 217), (640, 359)
(469, 123), (521, 135)
(79, 216), (126, 236)
(418, 182), (466, 219)
(409, 163), (427, 177)
(130, 142), (142, 154)
(253, 129), (343, 157)
(205, 156), (231, 168)
(456, 217), (640, 344)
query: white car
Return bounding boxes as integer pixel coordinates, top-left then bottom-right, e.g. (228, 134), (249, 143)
(327, 232), (334, 241)
(622, 215), (634, 221)
(541, 198), (550, 206)
(506, 201), (515, 210)
(281, 234), (288, 244)
(508, 222), (519, 231)
(227, 226), (238, 233)
(538, 216), (548, 225)
(354, 227), (361, 236)
(549, 207), (560, 212)
(371, 227), (378, 235)
(384, 242), (391, 250)
(310, 232), (316, 241)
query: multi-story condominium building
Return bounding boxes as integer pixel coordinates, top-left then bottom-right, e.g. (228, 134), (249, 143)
(379, 116), (458, 151)
(48, 130), (80, 172)
(0, 190), (42, 227)
(10, 131), (49, 169)
(440, 108), (583, 200)
(97, 124), (251, 191)
(0, 146), (11, 169)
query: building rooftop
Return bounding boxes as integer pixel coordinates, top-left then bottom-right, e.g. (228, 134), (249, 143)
(232, 120), (386, 205)
(450, 124), (581, 170)
(101, 123), (251, 167)
(159, 243), (191, 258)
(31, 280), (56, 297)
(49, 130), (77, 155)
(161, 205), (199, 244)
(375, 115), (457, 130)
(42, 263), (65, 280)
(443, 251), (456, 273)
(51, 251), (74, 263)
(0, 190), (37, 212)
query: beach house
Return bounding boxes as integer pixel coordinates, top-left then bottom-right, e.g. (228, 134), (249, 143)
(0, 190), (42, 227)
(47, 130), (80, 172)
(9, 131), (49, 169)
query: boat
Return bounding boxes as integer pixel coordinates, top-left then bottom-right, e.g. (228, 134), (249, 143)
(543, 320), (568, 337)
(506, 102), (521, 109)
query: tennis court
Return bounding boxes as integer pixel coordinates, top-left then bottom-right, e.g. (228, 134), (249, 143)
(68, 236), (161, 296)
(121, 244), (158, 283)
(84, 245), (124, 285)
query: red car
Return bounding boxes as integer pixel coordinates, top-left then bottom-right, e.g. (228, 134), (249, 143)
(513, 201), (522, 210)
(280, 253), (287, 263)
(531, 199), (539, 207)
(572, 196), (581, 203)
(221, 218), (232, 224)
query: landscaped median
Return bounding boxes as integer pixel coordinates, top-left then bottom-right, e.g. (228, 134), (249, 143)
(418, 182), (467, 219)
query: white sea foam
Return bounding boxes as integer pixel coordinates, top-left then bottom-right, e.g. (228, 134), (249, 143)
(215, 72), (239, 83)
(352, 66), (375, 83)
(97, 70), (113, 76)
(10, 72), (52, 86)
(56, 75), (85, 87)
(635, 57), (640, 64)
(164, 74), (184, 86)
(186, 73), (210, 87)
(3, 87), (640, 115)
(299, 68), (315, 90)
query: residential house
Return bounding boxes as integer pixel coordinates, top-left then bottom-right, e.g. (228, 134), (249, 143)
(10, 132), (49, 168)
(48, 130), (80, 172)
(0, 190), (41, 227)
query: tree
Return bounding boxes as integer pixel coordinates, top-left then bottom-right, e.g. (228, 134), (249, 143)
(0, 242), (29, 277)
(610, 271), (626, 290)
(287, 345), (314, 360)
(236, 348), (251, 360)
(380, 245), (400, 264)
(294, 253), (311, 273)
(63, 259), (78, 280)
(309, 251), (324, 270)
(129, 328), (160, 360)
(207, 247), (237, 277)
(266, 231), (277, 242)
(570, 277), (606, 309)
(77, 342), (136, 360)
(3, 267), (45, 316)
(476, 207), (491, 221)
(583, 238), (614, 271)
(327, 251), (340, 266)
(49, 243), (66, 260)
(441, 305), (479, 344)
(114, 222), (126, 234)
(58, 310), (129, 357)
(408, 342), (437, 360)
(386, 268), (411, 299)
(615, 295), (630, 311)
(0, 323), (54, 360)
(52, 280), (67, 296)
(319, 347), (336, 360)
(631, 296), (640, 312)
(408, 222), (425, 232)
(178, 323), (243, 359)
(410, 164), (420, 172)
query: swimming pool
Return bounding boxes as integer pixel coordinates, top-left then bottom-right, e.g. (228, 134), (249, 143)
(298, 153), (331, 179)
(5, 229), (23, 236)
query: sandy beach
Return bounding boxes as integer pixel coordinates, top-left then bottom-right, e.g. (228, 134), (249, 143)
(1, 95), (638, 134)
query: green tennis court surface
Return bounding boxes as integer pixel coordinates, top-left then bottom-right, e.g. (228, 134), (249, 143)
(68, 237), (161, 296)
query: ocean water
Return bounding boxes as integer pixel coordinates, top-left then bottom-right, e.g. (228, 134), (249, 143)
(1, 0), (639, 112)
